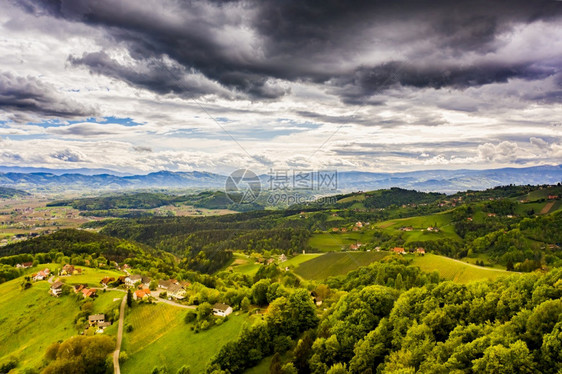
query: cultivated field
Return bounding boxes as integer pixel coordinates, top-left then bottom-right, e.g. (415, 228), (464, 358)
(294, 251), (388, 280)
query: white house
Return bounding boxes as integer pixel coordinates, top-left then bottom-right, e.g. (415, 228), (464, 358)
(212, 303), (233, 317)
(50, 281), (64, 296)
(167, 284), (187, 299)
(125, 275), (151, 288)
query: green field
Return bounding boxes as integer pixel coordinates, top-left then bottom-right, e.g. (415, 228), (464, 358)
(61, 267), (126, 286)
(294, 251), (388, 280)
(282, 254), (323, 268)
(121, 303), (249, 373)
(224, 253), (262, 276)
(375, 212), (461, 244)
(308, 231), (373, 252)
(0, 277), (82, 371)
(91, 289), (124, 315)
(411, 254), (511, 283)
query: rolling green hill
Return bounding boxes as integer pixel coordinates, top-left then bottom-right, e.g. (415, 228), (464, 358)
(0, 187), (30, 199)
(0, 274), (119, 372)
(411, 253), (510, 283)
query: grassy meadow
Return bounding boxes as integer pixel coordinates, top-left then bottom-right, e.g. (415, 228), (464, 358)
(374, 212), (461, 244)
(121, 303), (251, 373)
(308, 231), (373, 252)
(0, 277), (81, 371)
(294, 251), (388, 280)
(411, 253), (511, 283)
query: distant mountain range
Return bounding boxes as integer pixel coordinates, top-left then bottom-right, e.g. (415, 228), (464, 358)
(0, 165), (560, 194)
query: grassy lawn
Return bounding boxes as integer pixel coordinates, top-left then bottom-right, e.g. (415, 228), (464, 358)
(0, 277), (82, 371)
(295, 251), (388, 280)
(121, 303), (249, 373)
(308, 232), (372, 252)
(411, 254), (511, 283)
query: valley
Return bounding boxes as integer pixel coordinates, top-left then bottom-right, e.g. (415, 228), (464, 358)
(0, 184), (561, 373)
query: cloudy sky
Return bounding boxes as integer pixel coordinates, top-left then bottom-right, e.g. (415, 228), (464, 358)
(1, 0), (562, 175)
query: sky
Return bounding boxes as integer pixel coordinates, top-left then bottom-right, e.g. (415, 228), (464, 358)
(0, 0), (562, 175)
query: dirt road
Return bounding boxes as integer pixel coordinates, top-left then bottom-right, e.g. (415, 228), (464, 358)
(113, 295), (127, 374)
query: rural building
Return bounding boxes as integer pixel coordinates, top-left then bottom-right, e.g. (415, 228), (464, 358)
(125, 275), (151, 288)
(16, 262), (33, 269)
(61, 264), (82, 276)
(100, 277), (115, 287)
(392, 247), (406, 255)
(88, 314), (105, 327)
(279, 254), (287, 262)
(134, 289), (152, 300)
(32, 268), (50, 281)
(212, 303), (233, 317)
(82, 288), (97, 299)
(50, 281), (64, 296)
(416, 247), (426, 255)
(167, 284), (187, 299)
(310, 291), (323, 306)
(74, 284), (86, 293)
(158, 279), (172, 289)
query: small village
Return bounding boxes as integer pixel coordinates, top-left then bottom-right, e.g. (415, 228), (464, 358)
(20, 261), (236, 338)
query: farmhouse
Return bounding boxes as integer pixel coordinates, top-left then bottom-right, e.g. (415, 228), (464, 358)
(212, 303), (233, 317)
(125, 275), (151, 288)
(50, 281), (64, 296)
(61, 264), (82, 276)
(279, 254), (287, 262)
(74, 284), (86, 293)
(100, 277), (115, 287)
(82, 288), (97, 299)
(88, 314), (105, 327)
(416, 247), (426, 255)
(32, 268), (50, 281)
(158, 279), (173, 289)
(167, 284), (187, 299)
(134, 289), (152, 300)
(400, 226), (413, 232)
(16, 262), (33, 269)
(392, 247), (406, 255)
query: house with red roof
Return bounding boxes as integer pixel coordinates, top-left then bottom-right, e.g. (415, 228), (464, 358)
(134, 288), (152, 300)
(392, 247), (406, 255)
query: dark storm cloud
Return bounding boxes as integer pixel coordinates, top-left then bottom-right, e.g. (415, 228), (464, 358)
(18, 0), (562, 101)
(0, 72), (97, 119)
(332, 62), (556, 104)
